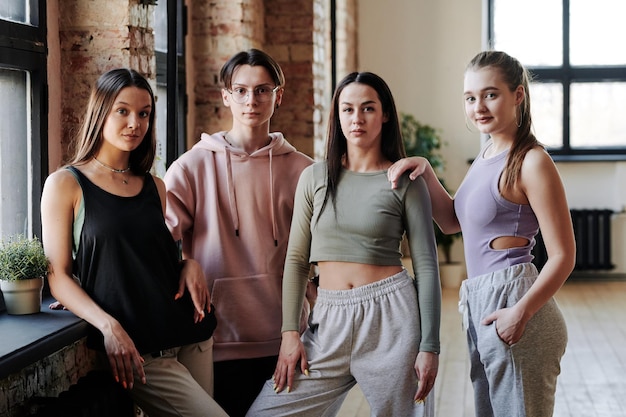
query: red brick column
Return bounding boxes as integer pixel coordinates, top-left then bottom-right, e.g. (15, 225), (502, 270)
(58, 0), (155, 162)
(187, 0), (317, 158)
(187, 0), (264, 142)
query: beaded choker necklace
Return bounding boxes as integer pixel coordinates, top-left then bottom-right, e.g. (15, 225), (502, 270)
(93, 157), (131, 184)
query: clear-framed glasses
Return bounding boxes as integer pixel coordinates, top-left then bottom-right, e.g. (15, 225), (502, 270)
(226, 85), (280, 104)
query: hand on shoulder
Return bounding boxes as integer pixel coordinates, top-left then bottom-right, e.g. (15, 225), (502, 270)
(387, 156), (430, 189)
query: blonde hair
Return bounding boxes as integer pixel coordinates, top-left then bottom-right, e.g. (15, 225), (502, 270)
(467, 51), (542, 192)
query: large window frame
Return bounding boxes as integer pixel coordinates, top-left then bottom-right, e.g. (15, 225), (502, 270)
(0, 0), (47, 237)
(488, 0), (626, 161)
(154, 0), (187, 176)
(0, 0), (47, 312)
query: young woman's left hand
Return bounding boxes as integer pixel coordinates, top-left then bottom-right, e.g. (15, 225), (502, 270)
(481, 306), (527, 346)
(273, 331), (309, 394)
(176, 259), (211, 323)
(414, 351), (439, 403)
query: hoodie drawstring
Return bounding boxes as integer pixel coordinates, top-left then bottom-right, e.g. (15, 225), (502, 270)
(269, 148), (278, 246)
(224, 147), (240, 236)
(223, 136), (279, 245)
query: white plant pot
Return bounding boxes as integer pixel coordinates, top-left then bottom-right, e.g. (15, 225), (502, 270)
(1, 277), (44, 315)
(439, 262), (466, 288)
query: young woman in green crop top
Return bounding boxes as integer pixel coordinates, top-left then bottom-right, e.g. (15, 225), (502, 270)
(247, 72), (441, 417)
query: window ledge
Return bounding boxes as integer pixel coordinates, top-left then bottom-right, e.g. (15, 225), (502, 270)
(551, 154), (626, 162)
(0, 296), (89, 380)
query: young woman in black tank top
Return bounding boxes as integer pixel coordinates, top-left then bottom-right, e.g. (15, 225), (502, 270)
(41, 68), (228, 417)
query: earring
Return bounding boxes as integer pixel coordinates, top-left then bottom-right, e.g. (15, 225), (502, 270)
(516, 107), (523, 128)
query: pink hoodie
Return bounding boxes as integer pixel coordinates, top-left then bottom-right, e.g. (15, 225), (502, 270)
(164, 131), (313, 362)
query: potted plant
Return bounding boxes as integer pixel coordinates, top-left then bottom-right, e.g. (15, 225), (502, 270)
(400, 113), (465, 287)
(0, 234), (49, 315)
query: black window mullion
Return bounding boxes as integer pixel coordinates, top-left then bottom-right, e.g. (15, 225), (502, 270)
(562, 0), (571, 151)
(489, 0), (626, 160)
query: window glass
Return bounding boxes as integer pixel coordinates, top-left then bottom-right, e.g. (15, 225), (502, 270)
(154, 0), (186, 170)
(0, 0), (26, 23)
(570, 82), (626, 147)
(154, 0), (167, 53)
(154, 86), (167, 178)
(529, 82), (563, 148)
(0, 68), (31, 238)
(154, 1), (168, 177)
(570, 0), (626, 66)
(492, 0), (562, 66)
(491, 0), (626, 156)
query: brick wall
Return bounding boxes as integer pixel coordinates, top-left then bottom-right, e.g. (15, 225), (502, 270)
(58, 0), (155, 163)
(187, 0), (324, 157)
(55, 0), (357, 162)
(336, 0), (358, 78)
(186, 0), (265, 143)
(0, 340), (100, 417)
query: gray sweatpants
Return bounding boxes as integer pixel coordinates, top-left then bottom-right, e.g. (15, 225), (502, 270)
(459, 263), (567, 417)
(247, 270), (434, 417)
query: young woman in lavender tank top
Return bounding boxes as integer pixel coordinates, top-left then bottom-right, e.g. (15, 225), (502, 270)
(388, 51), (575, 417)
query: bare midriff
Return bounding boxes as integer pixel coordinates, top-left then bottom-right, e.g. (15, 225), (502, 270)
(317, 261), (404, 290)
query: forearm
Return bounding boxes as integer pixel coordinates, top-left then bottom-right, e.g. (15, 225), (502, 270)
(421, 165), (459, 234)
(281, 262), (310, 332)
(49, 273), (118, 335)
(515, 251), (572, 320)
(406, 177), (442, 353)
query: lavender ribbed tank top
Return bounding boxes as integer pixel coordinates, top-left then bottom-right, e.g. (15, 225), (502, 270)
(454, 145), (539, 279)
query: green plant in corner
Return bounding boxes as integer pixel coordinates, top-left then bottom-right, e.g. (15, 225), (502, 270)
(400, 112), (462, 264)
(0, 234), (49, 281)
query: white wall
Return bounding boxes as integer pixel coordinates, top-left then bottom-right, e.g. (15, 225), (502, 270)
(358, 0), (482, 265)
(358, 0), (626, 273)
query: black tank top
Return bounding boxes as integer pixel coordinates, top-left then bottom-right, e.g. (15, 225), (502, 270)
(69, 167), (216, 354)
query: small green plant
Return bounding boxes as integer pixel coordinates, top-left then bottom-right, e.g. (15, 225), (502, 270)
(0, 235), (49, 281)
(400, 113), (462, 264)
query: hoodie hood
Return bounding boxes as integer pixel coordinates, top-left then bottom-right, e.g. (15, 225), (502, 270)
(195, 131), (299, 245)
(195, 130), (299, 156)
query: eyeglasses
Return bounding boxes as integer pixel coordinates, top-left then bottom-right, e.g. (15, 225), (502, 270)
(226, 85), (280, 104)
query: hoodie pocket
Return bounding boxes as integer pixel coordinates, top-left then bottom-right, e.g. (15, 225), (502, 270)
(211, 274), (282, 345)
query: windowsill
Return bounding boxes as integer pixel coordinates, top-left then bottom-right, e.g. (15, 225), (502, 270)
(551, 154), (626, 162)
(468, 154), (626, 166)
(0, 295), (89, 380)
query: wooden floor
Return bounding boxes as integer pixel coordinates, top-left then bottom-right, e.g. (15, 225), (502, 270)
(336, 279), (626, 417)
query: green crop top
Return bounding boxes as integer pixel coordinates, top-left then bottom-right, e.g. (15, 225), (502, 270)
(282, 162), (441, 354)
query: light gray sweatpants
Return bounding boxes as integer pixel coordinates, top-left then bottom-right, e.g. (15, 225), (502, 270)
(459, 263), (567, 417)
(247, 270), (434, 417)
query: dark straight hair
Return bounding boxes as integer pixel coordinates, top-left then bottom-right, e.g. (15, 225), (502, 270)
(318, 71), (405, 223)
(220, 49), (285, 89)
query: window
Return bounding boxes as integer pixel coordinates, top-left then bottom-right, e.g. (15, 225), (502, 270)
(0, 0), (47, 239)
(489, 0), (626, 160)
(154, 0), (187, 177)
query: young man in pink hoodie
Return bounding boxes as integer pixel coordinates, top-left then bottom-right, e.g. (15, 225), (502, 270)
(164, 49), (313, 417)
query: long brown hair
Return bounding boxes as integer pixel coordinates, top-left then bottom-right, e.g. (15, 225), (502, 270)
(467, 51), (541, 192)
(318, 71), (405, 222)
(69, 68), (156, 175)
